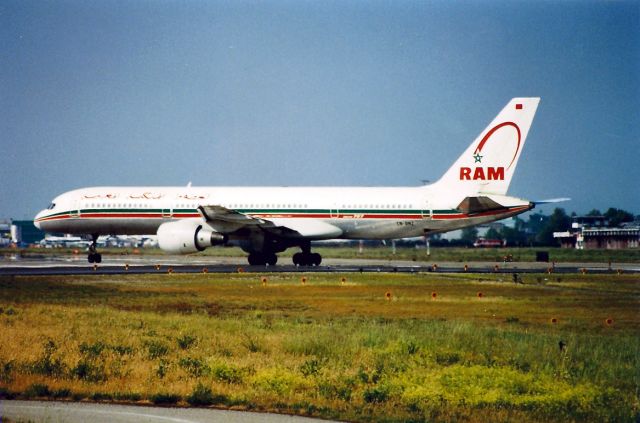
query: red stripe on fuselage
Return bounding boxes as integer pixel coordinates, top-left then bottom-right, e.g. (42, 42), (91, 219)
(36, 214), (71, 222)
(81, 213), (164, 218)
(36, 206), (529, 224)
(248, 213), (425, 220)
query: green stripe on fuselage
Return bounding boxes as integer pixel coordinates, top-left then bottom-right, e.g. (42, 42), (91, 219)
(47, 207), (460, 218)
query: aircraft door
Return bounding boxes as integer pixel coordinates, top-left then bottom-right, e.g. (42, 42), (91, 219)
(162, 208), (172, 219)
(421, 201), (432, 220)
(330, 204), (340, 219)
(70, 201), (80, 218)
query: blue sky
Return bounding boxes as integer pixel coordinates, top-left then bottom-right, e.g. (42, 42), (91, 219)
(2, 0), (638, 219)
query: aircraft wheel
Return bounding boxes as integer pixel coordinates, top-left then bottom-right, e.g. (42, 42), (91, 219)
(292, 252), (303, 266)
(88, 253), (95, 263)
(311, 253), (322, 266)
(248, 253), (263, 266)
(95, 253), (102, 264)
(266, 253), (277, 266)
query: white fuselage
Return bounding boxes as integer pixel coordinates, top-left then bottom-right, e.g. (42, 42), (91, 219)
(34, 185), (532, 240)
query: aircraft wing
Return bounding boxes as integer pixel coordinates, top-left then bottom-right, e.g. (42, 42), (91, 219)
(197, 205), (342, 239)
(198, 205), (266, 225)
(267, 218), (343, 238)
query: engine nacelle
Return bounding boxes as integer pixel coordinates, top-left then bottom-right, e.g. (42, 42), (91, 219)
(157, 219), (226, 254)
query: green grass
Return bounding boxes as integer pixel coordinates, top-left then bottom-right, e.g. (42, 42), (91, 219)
(0, 272), (638, 422)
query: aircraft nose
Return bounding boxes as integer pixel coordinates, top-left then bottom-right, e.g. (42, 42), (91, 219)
(34, 210), (46, 229)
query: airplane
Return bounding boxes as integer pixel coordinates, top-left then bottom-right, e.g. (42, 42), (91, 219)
(34, 97), (556, 265)
(38, 235), (91, 249)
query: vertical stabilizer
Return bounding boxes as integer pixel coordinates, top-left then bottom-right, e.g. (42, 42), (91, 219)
(434, 98), (540, 195)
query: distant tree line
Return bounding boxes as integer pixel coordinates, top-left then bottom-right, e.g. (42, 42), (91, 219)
(431, 207), (638, 248)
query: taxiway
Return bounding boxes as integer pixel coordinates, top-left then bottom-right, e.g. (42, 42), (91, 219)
(1, 253), (637, 276)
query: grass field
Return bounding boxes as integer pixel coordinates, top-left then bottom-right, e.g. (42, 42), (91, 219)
(0, 272), (638, 422)
(5, 245), (640, 263)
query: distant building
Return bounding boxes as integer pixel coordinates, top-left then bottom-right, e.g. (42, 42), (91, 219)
(13, 220), (46, 245)
(0, 220), (11, 247)
(579, 227), (639, 249)
(0, 219), (45, 246)
(554, 216), (639, 249)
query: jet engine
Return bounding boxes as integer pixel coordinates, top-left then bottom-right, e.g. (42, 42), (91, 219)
(157, 219), (226, 254)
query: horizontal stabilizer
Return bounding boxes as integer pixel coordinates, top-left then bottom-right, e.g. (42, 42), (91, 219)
(532, 198), (571, 205)
(457, 196), (507, 215)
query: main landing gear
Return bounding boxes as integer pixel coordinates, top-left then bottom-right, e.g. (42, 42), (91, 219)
(245, 243), (322, 267)
(292, 252), (321, 266)
(88, 234), (102, 264)
(292, 242), (322, 266)
(247, 252), (278, 266)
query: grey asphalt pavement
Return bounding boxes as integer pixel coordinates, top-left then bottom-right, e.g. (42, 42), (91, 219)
(1, 400), (333, 423)
(1, 252), (638, 275)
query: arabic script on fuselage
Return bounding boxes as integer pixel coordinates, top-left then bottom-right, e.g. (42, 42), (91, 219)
(129, 192), (164, 199)
(178, 194), (208, 200)
(83, 193), (117, 199)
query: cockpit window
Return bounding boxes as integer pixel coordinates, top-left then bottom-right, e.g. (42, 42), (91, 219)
(48, 203), (56, 210)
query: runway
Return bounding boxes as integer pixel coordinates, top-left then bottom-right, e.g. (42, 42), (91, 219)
(0, 400), (330, 423)
(1, 253), (638, 276)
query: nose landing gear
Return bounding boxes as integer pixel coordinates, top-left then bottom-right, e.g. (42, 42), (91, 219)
(88, 234), (102, 264)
